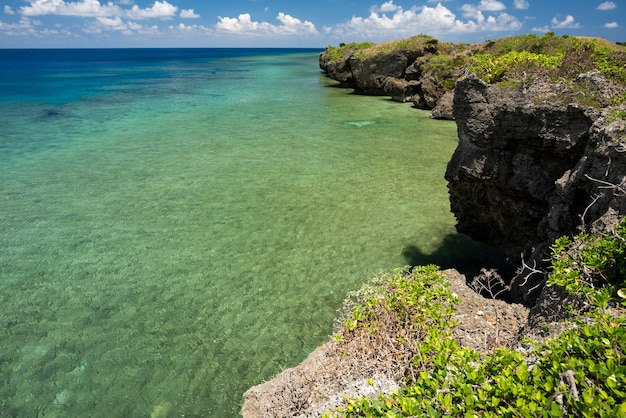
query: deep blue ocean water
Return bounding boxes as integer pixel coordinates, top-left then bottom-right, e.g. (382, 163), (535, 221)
(0, 48), (460, 416)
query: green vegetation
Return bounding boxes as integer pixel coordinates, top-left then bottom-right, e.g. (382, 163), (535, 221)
(340, 265), (456, 334)
(470, 34), (626, 86)
(324, 42), (375, 62)
(548, 219), (626, 310)
(421, 53), (462, 90)
(353, 34), (440, 59)
(468, 50), (564, 84)
(323, 218), (626, 417)
(322, 32), (626, 101)
(337, 265), (458, 364)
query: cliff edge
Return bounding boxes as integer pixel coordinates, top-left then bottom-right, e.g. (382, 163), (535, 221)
(446, 48), (626, 305)
(242, 34), (626, 416)
(320, 33), (626, 305)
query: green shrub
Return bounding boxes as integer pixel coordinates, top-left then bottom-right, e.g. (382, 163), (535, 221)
(325, 42), (375, 62)
(328, 313), (626, 417)
(547, 217), (626, 308)
(337, 265), (457, 344)
(323, 218), (626, 417)
(469, 50), (564, 84)
(422, 53), (460, 90)
(594, 47), (626, 83)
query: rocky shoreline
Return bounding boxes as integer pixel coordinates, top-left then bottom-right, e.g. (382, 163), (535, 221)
(242, 35), (626, 416)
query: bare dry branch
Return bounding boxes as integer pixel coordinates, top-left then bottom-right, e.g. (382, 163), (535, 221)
(584, 174), (626, 195)
(470, 268), (509, 299)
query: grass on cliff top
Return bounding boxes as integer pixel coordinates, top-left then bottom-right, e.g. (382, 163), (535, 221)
(324, 34), (445, 62)
(352, 34), (441, 59)
(324, 41), (376, 62)
(324, 218), (626, 417)
(323, 32), (626, 92)
(472, 32), (626, 85)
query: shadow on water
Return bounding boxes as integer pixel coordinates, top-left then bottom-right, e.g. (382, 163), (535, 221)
(402, 233), (515, 283)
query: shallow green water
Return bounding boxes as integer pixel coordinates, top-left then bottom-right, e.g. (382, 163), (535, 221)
(0, 51), (459, 416)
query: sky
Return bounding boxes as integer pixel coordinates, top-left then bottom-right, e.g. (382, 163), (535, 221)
(0, 0), (624, 48)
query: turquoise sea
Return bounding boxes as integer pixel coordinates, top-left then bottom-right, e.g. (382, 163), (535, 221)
(0, 49), (462, 416)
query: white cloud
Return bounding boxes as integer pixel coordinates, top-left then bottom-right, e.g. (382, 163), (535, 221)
(276, 12), (316, 34)
(0, 15), (82, 41)
(0, 16), (36, 33)
(460, 0), (506, 19)
(551, 15), (581, 29)
(326, 2), (521, 40)
(216, 13), (276, 33)
(215, 12), (318, 36)
(371, 1), (400, 13)
(85, 14), (162, 35)
(167, 22), (211, 37)
(478, 0), (507, 11)
(96, 15), (126, 30)
(179, 9), (199, 19)
(597, 1), (617, 11)
(513, 0), (529, 10)
(4, 5), (15, 15)
(604, 21), (619, 28)
(459, 4), (478, 18)
(126, 1), (177, 19)
(20, 0), (123, 17)
(532, 25), (550, 33)
(20, 0), (178, 20)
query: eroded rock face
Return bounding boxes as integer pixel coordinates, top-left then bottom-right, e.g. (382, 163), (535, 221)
(318, 51), (354, 87)
(349, 50), (415, 95)
(446, 75), (626, 304)
(319, 46), (452, 117)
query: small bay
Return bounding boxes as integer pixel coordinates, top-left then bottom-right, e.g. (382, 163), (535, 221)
(0, 49), (458, 416)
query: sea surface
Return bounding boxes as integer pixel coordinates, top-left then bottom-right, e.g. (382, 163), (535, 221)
(0, 48), (461, 416)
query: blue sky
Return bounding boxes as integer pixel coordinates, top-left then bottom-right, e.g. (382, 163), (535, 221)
(0, 0), (624, 47)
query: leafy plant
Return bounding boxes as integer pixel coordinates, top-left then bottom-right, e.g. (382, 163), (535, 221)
(326, 313), (626, 418)
(336, 265), (458, 342)
(547, 217), (626, 306)
(322, 218), (626, 417)
(422, 53), (461, 90)
(469, 50), (564, 84)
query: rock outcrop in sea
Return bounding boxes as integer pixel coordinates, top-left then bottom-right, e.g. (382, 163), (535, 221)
(319, 35), (626, 306)
(318, 38), (457, 119)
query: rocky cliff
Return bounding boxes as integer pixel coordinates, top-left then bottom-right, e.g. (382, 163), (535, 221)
(242, 35), (626, 416)
(447, 72), (626, 304)
(321, 35), (626, 305)
(319, 36), (458, 118)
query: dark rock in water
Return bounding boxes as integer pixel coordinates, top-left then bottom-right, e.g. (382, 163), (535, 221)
(319, 50), (354, 87)
(350, 50), (413, 96)
(430, 90), (454, 120)
(40, 107), (65, 119)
